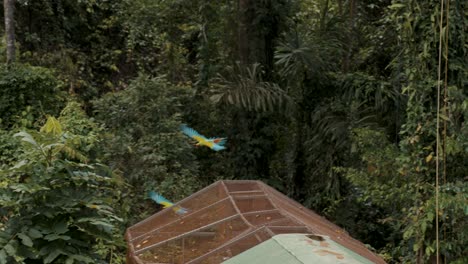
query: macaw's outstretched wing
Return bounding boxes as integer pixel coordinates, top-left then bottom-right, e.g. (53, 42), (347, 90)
(148, 191), (188, 215)
(180, 124), (207, 142)
(149, 191), (174, 208)
(180, 124), (227, 151)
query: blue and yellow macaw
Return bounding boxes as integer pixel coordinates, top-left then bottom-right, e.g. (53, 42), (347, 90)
(148, 191), (188, 215)
(180, 124), (227, 151)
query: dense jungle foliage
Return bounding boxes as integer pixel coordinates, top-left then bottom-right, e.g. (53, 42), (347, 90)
(0, 0), (466, 263)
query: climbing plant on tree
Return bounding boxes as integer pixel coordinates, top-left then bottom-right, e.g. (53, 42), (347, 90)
(343, 0), (468, 262)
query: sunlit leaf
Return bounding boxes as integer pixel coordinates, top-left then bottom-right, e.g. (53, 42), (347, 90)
(40, 116), (63, 135)
(425, 154), (433, 163)
(13, 131), (38, 147)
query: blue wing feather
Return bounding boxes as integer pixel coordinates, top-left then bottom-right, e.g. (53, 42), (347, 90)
(180, 124), (207, 140)
(149, 191), (174, 206)
(149, 191), (188, 215)
(181, 124), (227, 151)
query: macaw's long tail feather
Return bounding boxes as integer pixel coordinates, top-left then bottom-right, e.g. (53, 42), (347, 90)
(211, 144), (226, 151)
(212, 137), (227, 146)
(175, 207), (189, 214)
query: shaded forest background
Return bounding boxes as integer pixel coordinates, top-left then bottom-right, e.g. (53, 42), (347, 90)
(0, 0), (466, 263)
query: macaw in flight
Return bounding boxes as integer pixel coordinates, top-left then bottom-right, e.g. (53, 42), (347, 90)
(180, 124), (227, 151)
(149, 191), (188, 215)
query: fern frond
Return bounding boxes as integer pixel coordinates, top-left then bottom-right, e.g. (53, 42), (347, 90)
(60, 145), (89, 163)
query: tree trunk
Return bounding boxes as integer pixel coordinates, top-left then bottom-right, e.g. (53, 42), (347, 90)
(319, 0), (329, 33)
(292, 76), (307, 200)
(342, 0), (357, 72)
(293, 115), (305, 200)
(238, 0), (250, 65)
(4, 0), (16, 64)
(338, 0), (343, 16)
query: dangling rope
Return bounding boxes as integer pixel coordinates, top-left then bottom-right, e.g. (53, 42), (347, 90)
(443, 0), (450, 188)
(435, 0), (446, 263)
(442, 1), (450, 263)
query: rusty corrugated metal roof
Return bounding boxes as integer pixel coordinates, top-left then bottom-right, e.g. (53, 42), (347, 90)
(125, 180), (385, 264)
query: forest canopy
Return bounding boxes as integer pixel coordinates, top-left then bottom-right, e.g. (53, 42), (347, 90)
(0, 0), (466, 263)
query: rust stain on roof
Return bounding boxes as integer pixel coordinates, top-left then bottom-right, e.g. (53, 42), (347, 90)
(320, 241), (330, 247)
(314, 249), (345, 259)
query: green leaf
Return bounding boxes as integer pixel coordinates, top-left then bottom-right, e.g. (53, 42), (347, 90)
(13, 131), (39, 148)
(28, 228), (43, 239)
(69, 254), (94, 263)
(44, 249), (63, 264)
(210, 94), (223, 103)
(403, 229), (413, 240)
(40, 116), (63, 135)
(0, 250), (7, 264)
(17, 233), (33, 247)
(11, 160), (28, 169)
(439, 114), (450, 121)
(421, 222), (427, 234)
(44, 234), (71, 241)
(53, 221), (69, 234)
(389, 3), (405, 9)
(425, 245), (434, 256)
(3, 244), (15, 256)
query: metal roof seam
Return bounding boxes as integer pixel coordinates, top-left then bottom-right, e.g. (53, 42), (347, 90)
(271, 235), (308, 264)
(258, 183), (305, 228)
(227, 195), (254, 229)
(134, 213), (242, 254)
(130, 196), (231, 242)
(185, 226), (271, 264)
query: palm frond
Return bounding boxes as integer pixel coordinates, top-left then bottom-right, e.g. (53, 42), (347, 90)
(211, 63), (295, 114)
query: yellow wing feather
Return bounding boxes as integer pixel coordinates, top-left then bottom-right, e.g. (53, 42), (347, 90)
(193, 135), (214, 148)
(160, 201), (173, 208)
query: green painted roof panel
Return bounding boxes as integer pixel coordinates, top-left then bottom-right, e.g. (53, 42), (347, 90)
(222, 234), (375, 264)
